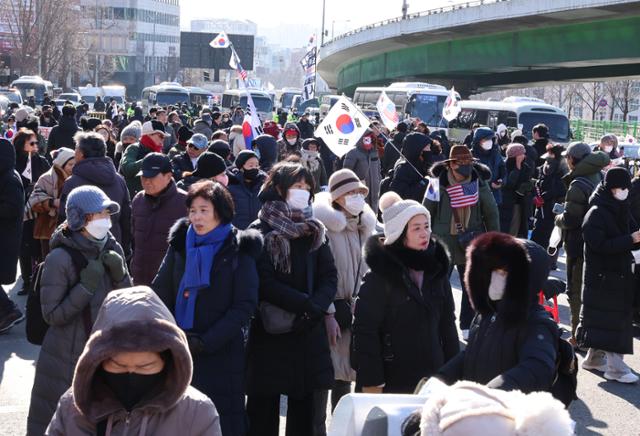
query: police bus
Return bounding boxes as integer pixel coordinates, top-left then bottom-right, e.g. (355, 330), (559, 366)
(276, 87), (302, 111)
(221, 89), (273, 121)
(448, 97), (571, 145)
(11, 76), (54, 106)
(184, 86), (214, 107)
(353, 82), (458, 131)
(141, 82), (190, 113)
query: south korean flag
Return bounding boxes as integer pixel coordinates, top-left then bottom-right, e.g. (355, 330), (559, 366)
(314, 96), (369, 158)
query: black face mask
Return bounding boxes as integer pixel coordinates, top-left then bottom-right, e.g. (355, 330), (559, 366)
(243, 168), (259, 181)
(100, 368), (165, 411)
(455, 164), (472, 178)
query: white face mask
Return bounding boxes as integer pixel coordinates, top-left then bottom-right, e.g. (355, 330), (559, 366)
(480, 139), (493, 150)
(343, 193), (366, 216)
(613, 188), (629, 201)
(287, 188), (310, 210)
(604, 146), (613, 153)
(286, 138), (297, 146)
(488, 270), (507, 301)
(85, 217), (112, 240)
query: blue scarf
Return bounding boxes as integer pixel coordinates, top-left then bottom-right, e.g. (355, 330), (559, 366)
(176, 223), (232, 330)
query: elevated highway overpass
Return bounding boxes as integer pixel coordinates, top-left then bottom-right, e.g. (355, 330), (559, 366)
(317, 0), (640, 96)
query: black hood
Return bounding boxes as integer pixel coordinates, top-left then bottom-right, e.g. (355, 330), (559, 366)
(72, 157), (118, 186)
(465, 232), (549, 326)
(58, 115), (79, 133)
(363, 234), (451, 286)
(401, 132), (431, 165)
(589, 183), (631, 231)
(0, 138), (16, 173)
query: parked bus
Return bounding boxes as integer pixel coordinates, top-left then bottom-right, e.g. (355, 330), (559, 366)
(141, 82), (190, 113)
(448, 97), (571, 144)
(353, 82), (457, 131)
(319, 94), (342, 118)
(277, 87), (302, 111)
(221, 89), (273, 121)
(10, 76), (54, 106)
(185, 86), (213, 107)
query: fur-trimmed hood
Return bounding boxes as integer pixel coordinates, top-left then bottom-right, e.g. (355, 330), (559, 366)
(429, 160), (492, 187)
(72, 286), (193, 422)
(312, 191), (377, 234)
(364, 233), (451, 284)
(464, 232), (549, 326)
(167, 217), (263, 260)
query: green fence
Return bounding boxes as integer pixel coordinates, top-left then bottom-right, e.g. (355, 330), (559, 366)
(571, 119), (640, 143)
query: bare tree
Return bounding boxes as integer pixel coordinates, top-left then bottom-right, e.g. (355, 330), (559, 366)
(606, 80), (640, 122)
(575, 82), (606, 120)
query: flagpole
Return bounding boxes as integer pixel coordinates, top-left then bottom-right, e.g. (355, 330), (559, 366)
(378, 131), (425, 179)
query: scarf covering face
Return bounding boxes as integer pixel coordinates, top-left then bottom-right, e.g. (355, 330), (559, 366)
(259, 200), (325, 274)
(176, 223), (232, 329)
(301, 149), (320, 172)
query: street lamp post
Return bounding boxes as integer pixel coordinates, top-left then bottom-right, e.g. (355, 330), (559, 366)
(320, 0), (326, 46)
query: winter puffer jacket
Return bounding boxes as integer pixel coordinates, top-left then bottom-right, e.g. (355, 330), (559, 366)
(576, 185), (638, 354)
(554, 151), (610, 258)
(389, 132), (430, 202)
(46, 286), (222, 436)
(353, 235), (459, 393)
(0, 139), (24, 284)
(27, 227), (131, 436)
(437, 237), (559, 394)
(312, 192), (377, 381)
(226, 169), (266, 230)
(130, 181), (187, 286)
(47, 116), (80, 153)
(472, 142), (506, 205)
(343, 142), (381, 215)
(153, 219), (261, 436)
(59, 157), (132, 255)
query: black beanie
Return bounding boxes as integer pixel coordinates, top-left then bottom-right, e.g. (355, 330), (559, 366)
(192, 152), (226, 178)
(235, 150), (258, 169)
(208, 140), (231, 159)
(177, 125), (193, 142)
(604, 167), (631, 190)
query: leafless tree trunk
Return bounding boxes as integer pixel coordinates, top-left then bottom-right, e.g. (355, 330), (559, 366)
(576, 82), (605, 120)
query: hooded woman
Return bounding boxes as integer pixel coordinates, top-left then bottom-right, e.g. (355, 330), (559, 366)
(27, 147), (76, 257)
(500, 143), (536, 237)
(437, 233), (558, 394)
(389, 132), (433, 202)
(300, 138), (328, 193)
(312, 169), (377, 411)
(46, 286), (222, 435)
(27, 185), (132, 436)
(343, 129), (382, 215)
(153, 180), (261, 435)
(352, 192), (459, 394)
(227, 150), (267, 230)
(277, 123), (302, 160)
(471, 127), (506, 206)
(246, 162), (337, 436)
(577, 167), (640, 383)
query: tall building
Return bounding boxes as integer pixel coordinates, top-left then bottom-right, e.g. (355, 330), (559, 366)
(190, 19), (257, 36)
(79, 1), (181, 98)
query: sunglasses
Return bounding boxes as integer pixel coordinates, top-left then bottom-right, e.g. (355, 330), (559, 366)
(188, 144), (202, 150)
(29, 141), (39, 145)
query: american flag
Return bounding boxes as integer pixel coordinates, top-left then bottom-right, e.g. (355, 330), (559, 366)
(229, 52), (248, 81)
(445, 180), (479, 208)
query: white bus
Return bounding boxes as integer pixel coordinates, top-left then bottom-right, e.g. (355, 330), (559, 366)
(141, 82), (190, 113)
(448, 97), (571, 144)
(101, 85), (126, 105)
(184, 86), (214, 107)
(221, 89), (273, 121)
(353, 82), (457, 130)
(10, 76), (54, 106)
(277, 87), (302, 111)
(79, 85), (105, 110)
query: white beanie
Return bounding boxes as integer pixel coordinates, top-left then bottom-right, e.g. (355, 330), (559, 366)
(52, 147), (75, 168)
(379, 191), (430, 245)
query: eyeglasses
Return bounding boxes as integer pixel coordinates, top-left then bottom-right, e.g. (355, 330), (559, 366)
(29, 141), (39, 145)
(188, 144), (201, 150)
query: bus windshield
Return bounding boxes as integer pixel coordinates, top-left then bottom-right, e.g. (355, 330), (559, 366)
(157, 92), (189, 106)
(190, 93), (211, 105)
(105, 96), (125, 104)
(519, 112), (570, 143)
(241, 96), (273, 113)
(13, 83), (46, 104)
(281, 93), (300, 109)
(408, 94), (448, 128)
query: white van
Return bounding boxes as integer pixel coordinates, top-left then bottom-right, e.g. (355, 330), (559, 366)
(221, 89), (273, 121)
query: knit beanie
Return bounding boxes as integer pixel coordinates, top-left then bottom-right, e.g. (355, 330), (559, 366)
(506, 143), (526, 159)
(177, 125), (193, 143)
(329, 168), (368, 202)
(604, 167), (631, 190)
(235, 150), (259, 169)
(120, 121), (142, 141)
(192, 152), (227, 179)
(52, 147), (75, 168)
(66, 185), (119, 231)
(379, 192), (430, 245)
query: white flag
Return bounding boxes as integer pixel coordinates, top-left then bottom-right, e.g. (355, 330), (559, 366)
(424, 177), (440, 202)
(21, 154), (32, 182)
(210, 31), (230, 49)
(376, 91), (399, 131)
(442, 87), (461, 122)
(315, 96), (369, 158)
(229, 51), (238, 70)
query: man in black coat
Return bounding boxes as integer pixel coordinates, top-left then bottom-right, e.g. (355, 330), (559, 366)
(438, 234), (559, 394)
(0, 139), (25, 333)
(388, 132), (431, 202)
(47, 105), (80, 153)
(532, 123), (551, 167)
(296, 112), (315, 139)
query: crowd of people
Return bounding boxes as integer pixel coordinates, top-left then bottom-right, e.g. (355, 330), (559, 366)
(0, 96), (637, 436)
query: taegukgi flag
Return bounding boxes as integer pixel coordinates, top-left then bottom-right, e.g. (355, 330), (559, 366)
(442, 86), (461, 122)
(210, 31), (230, 49)
(315, 96), (369, 158)
(376, 91), (399, 131)
(242, 93), (263, 148)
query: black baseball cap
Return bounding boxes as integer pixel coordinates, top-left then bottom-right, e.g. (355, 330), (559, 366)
(137, 152), (172, 177)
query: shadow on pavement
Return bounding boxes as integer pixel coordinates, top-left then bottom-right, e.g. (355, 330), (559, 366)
(569, 398), (607, 436)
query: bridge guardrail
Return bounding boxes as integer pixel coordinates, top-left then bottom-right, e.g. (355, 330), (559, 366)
(571, 119), (639, 143)
(323, 0), (511, 46)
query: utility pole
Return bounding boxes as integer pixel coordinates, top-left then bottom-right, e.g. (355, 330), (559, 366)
(152, 11), (157, 84)
(402, 0), (409, 19)
(95, 0), (102, 86)
(320, 0), (326, 46)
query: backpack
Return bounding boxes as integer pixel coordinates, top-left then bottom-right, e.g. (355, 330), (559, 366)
(26, 245), (88, 345)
